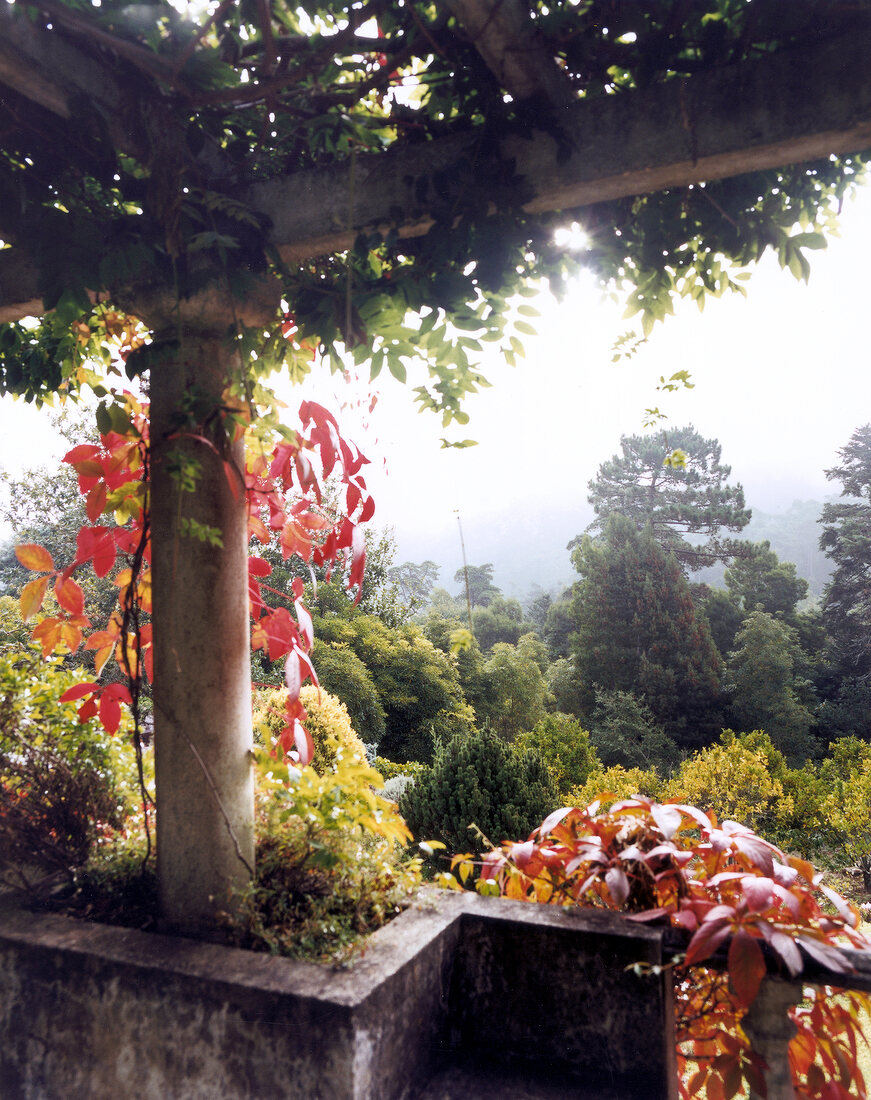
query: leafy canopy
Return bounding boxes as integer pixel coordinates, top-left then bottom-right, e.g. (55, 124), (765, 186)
(0, 0), (867, 420)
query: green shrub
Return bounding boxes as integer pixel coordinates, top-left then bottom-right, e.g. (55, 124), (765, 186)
(515, 713), (601, 798)
(0, 649), (133, 890)
(400, 726), (558, 854)
(310, 640), (386, 749)
(588, 687), (681, 774)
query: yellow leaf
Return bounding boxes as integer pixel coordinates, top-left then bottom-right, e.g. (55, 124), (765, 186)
(20, 575), (50, 621)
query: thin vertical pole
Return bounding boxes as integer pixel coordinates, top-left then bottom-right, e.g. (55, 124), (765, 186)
(455, 510), (474, 636)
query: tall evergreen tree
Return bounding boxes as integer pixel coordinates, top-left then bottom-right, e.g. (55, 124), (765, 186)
(585, 426), (751, 571)
(725, 611), (817, 765)
(725, 540), (808, 619)
(820, 424), (871, 676)
(570, 515), (723, 748)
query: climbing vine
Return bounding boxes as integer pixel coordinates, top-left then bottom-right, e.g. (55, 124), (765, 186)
(15, 381), (374, 824)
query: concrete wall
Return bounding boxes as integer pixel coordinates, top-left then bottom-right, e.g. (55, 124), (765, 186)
(0, 891), (677, 1099)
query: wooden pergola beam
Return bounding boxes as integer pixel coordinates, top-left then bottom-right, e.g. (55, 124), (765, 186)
(1, 22), (870, 322)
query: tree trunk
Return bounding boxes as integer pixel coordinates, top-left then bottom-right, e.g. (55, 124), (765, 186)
(149, 336), (254, 937)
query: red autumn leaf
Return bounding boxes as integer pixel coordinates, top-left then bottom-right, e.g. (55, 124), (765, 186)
(509, 840), (535, 869)
(705, 1068), (725, 1100)
(60, 682), (99, 702)
(20, 575), (50, 621)
(673, 908), (699, 931)
(248, 556), (272, 577)
(74, 697), (98, 723)
(727, 928), (766, 1006)
(348, 524), (366, 597)
(85, 481), (107, 522)
(359, 494), (375, 523)
(757, 924), (803, 976)
(63, 444), (102, 466)
(104, 682), (133, 705)
(721, 1058), (744, 1100)
(685, 917), (733, 966)
(687, 1068), (708, 1097)
(76, 526), (118, 578)
(15, 543), (54, 572)
(55, 574), (85, 616)
(741, 876), (775, 913)
(651, 803), (682, 839)
(294, 597), (314, 650)
(284, 650), (301, 700)
(99, 691), (122, 734)
(537, 806), (574, 837)
(796, 936), (851, 974)
(292, 718), (314, 765)
(605, 865), (630, 907)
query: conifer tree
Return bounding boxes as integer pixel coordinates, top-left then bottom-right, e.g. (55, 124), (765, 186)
(820, 424), (871, 675)
(570, 515), (723, 748)
(585, 426), (750, 571)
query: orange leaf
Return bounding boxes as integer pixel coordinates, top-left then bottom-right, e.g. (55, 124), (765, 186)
(20, 575), (50, 621)
(94, 643), (115, 678)
(787, 854), (816, 884)
(59, 622), (83, 654)
(32, 617), (63, 656)
(15, 543), (54, 572)
(55, 575), (85, 617)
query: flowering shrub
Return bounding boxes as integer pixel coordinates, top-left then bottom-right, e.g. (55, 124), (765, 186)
(444, 796), (871, 1100)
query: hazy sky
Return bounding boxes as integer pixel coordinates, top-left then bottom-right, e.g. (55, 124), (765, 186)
(2, 182), (870, 579)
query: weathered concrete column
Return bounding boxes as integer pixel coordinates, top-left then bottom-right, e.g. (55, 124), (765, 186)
(743, 978), (802, 1100)
(150, 334), (254, 937)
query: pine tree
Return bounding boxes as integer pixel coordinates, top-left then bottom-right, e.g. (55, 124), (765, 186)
(585, 426), (750, 571)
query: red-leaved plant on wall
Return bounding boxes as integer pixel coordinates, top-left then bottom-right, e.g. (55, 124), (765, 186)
(447, 796), (871, 1100)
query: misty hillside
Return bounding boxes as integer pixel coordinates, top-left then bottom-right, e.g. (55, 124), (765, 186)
(393, 497), (832, 604)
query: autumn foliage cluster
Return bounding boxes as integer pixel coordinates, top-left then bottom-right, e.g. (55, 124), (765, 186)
(14, 391), (371, 766)
(447, 796), (870, 1100)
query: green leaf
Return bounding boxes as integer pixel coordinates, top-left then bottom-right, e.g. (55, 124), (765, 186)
(387, 357), (407, 383)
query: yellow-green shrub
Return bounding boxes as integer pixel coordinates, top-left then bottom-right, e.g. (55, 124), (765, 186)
(566, 764), (663, 810)
(238, 722), (420, 959)
(253, 685), (367, 774)
(665, 730), (794, 834)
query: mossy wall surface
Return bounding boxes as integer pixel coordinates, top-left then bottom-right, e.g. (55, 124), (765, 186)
(0, 892), (676, 1099)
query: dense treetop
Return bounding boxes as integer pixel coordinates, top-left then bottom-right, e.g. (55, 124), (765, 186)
(585, 425), (750, 570)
